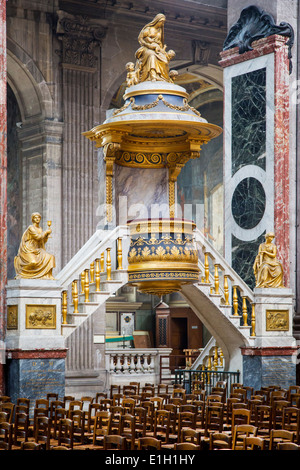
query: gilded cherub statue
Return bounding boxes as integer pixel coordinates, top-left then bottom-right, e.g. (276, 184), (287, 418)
(14, 212), (55, 279)
(125, 13), (178, 87)
(253, 232), (284, 288)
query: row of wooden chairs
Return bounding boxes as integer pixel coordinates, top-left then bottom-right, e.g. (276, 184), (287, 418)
(1, 382), (300, 450)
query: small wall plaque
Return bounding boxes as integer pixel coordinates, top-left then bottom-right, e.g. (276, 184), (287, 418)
(7, 305), (18, 330)
(266, 309), (289, 331)
(26, 305), (56, 329)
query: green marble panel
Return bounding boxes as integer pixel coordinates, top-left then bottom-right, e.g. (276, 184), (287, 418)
(231, 68), (266, 175)
(232, 177), (266, 229)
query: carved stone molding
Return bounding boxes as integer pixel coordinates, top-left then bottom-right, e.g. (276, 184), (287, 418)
(223, 5), (294, 73)
(56, 10), (107, 70)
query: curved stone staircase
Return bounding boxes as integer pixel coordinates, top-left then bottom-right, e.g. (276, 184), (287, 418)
(56, 223), (257, 377)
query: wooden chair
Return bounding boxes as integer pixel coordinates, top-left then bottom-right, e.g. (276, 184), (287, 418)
(271, 400), (290, 429)
(103, 434), (126, 450)
(34, 416), (51, 450)
(112, 393), (123, 406)
(243, 436), (266, 450)
(231, 408), (251, 431)
(254, 405), (272, 437)
(123, 385), (137, 396)
(157, 384), (168, 395)
(0, 440), (10, 450)
(52, 408), (68, 439)
(269, 429), (294, 450)
(277, 442), (300, 450)
(129, 382), (140, 394)
(0, 396), (10, 404)
(0, 402), (15, 423)
(122, 397), (136, 414)
(47, 393), (58, 403)
(69, 409), (85, 444)
(80, 396), (94, 412)
(179, 427), (201, 446)
(270, 390), (287, 405)
(35, 399), (49, 411)
(92, 411), (110, 446)
(179, 404), (197, 414)
(134, 407), (147, 437)
(29, 407), (49, 435)
(21, 441), (42, 450)
(192, 400), (205, 431)
(49, 400), (64, 420)
(119, 413), (136, 450)
(16, 398), (30, 413)
(225, 397), (241, 427)
(149, 396), (164, 411)
(152, 409), (171, 444)
(57, 418), (74, 450)
(63, 396), (75, 408)
(0, 422), (13, 450)
(248, 398), (263, 424)
(209, 432), (232, 450)
(163, 403), (177, 434)
(282, 406), (300, 444)
(174, 442), (201, 450)
(14, 412), (29, 446)
(206, 394), (223, 405)
(141, 401), (155, 431)
(232, 424), (258, 450)
(86, 403), (101, 433)
(67, 400), (83, 417)
(178, 411), (197, 440)
(211, 387), (226, 403)
(99, 398), (112, 411)
(95, 392), (107, 403)
(108, 410), (123, 435)
(204, 404), (224, 437)
(172, 388), (186, 403)
(137, 437), (161, 450)
(0, 412), (8, 424)
(110, 385), (121, 397)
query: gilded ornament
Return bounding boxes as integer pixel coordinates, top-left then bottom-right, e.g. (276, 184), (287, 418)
(14, 213), (55, 280)
(253, 232), (284, 288)
(266, 310), (289, 331)
(7, 305), (18, 330)
(26, 305), (56, 329)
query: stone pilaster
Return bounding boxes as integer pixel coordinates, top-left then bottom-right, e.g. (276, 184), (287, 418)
(56, 11), (107, 265)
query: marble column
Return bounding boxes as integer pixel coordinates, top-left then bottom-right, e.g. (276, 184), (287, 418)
(0, 0), (6, 394)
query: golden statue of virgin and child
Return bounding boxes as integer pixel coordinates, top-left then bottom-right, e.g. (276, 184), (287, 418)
(253, 232), (284, 288)
(14, 212), (55, 280)
(125, 13), (178, 87)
